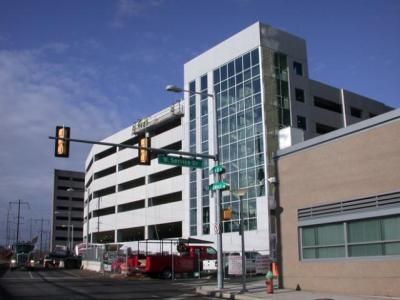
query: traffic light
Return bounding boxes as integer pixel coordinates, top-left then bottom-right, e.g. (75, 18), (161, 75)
(55, 126), (70, 157)
(138, 136), (151, 165)
(222, 207), (232, 221)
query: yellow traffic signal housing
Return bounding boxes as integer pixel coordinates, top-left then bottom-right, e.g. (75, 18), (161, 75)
(138, 136), (151, 165)
(222, 207), (232, 221)
(55, 126), (70, 157)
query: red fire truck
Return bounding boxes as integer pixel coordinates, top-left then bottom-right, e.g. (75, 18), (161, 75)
(110, 240), (217, 279)
(139, 244), (217, 279)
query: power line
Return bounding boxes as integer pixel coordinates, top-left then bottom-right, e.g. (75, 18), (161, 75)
(9, 199), (30, 244)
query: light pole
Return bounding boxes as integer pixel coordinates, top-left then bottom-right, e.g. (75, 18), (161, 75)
(55, 210), (71, 250)
(86, 188), (90, 253)
(233, 188), (249, 293)
(166, 84), (224, 289)
(60, 224), (73, 252)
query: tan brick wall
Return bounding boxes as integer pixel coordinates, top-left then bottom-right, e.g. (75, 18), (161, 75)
(277, 121), (400, 297)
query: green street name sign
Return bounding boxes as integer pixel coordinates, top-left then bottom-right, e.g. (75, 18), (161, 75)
(210, 165), (225, 174)
(158, 154), (203, 169)
(209, 181), (230, 191)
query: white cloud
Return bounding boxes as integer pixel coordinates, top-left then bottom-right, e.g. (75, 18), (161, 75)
(0, 46), (132, 243)
(110, 0), (164, 28)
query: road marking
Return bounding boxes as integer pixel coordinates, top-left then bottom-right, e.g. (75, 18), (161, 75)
(1, 277), (83, 281)
(62, 270), (80, 277)
(29, 271), (34, 279)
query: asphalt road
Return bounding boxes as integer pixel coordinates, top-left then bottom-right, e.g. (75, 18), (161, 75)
(0, 268), (216, 300)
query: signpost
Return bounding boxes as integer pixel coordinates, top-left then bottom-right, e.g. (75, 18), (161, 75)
(209, 181), (230, 191)
(210, 165), (225, 174)
(158, 154), (203, 169)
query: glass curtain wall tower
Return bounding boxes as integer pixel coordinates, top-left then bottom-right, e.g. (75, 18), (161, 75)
(182, 22), (302, 254)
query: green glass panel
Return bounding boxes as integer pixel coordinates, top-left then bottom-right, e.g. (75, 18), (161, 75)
(382, 215), (400, 240)
(303, 248), (316, 259)
(248, 199), (256, 218)
(317, 223), (344, 245)
(302, 227), (316, 246)
(318, 246), (345, 258)
(348, 218), (381, 243)
(249, 218), (257, 230)
(384, 242), (400, 255)
(349, 244), (383, 257)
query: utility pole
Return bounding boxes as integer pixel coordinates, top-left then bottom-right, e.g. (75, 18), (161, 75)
(6, 203), (11, 246)
(9, 199), (30, 244)
(33, 218), (49, 258)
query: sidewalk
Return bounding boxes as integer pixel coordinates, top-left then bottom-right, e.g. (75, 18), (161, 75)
(196, 278), (400, 300)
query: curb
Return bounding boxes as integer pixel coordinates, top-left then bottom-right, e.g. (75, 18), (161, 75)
(196, 287), (261, 300)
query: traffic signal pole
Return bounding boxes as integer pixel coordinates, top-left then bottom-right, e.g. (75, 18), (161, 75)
(49, 136), (216, 161)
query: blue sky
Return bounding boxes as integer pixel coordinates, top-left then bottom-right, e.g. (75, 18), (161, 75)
(0, 0), (399, 245)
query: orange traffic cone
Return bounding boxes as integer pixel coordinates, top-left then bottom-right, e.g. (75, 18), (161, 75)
(272, 262), (279, 277)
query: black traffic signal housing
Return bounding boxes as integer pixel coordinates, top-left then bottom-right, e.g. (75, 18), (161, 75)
(138, 136), (151, 165)
(55, 126), (70, 157)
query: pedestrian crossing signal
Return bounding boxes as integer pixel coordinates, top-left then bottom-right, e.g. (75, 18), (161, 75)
(55, 126), (70, 157)
(138, 136), (150, 165)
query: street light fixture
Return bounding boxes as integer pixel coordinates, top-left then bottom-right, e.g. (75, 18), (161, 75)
(66, 187), (90, 253)
(61, 224), (74, 253)
(166, 84), (225, 290)
(54, 210), (72, 250)
(232, 188), (249, 293)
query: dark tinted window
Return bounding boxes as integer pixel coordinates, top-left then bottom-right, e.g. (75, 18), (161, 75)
(149, 167), (182, 183)
(118, 200), (145, 213)
(293, 61), (303, 76)
(297, 116), (307, 130)
(350, 107), (362, 118)
(295, 88), (305, 102)
(314, 97), (342, 114)
(316, 123), (337, 134)
(148, 191), (182, 207)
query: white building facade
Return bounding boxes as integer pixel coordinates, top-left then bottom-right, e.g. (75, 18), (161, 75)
(84, 102), (185, 244)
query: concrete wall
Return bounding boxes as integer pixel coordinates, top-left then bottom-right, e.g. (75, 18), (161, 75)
(276, 114), (400, 297)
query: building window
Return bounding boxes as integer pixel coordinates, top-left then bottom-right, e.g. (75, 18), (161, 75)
(350, 107), (362, 118)
(148, 191), (182, 207)
(92, 230), (114, 244)
(148, 167), (181, 183)
(301, 223), (345, 259)
(369, 112), (378, 118)
(118, 177), (145, 192)
(293, 61), (303, 76)
(92, 206), (115, 218)
(297, 116), (307, 131)
(300, 215), (400, 260)
(315, 123), (337, 134)
(314, 96), (342, 113)
(148, 221), (182, 240)
(118, 199), (145, 213)
(347, 216), (400, 257)
(94, 147), (117, 161)
(93, 186), (116, 198)
(117, 226), (144, 242)
(94, 166), (116, 180)
(295, 88), (305, 103)
(56, 206), (69, 211)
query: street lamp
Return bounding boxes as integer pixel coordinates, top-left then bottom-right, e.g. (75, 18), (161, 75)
(67, 187), (90, 253)
(166, 84), (224, 289)
(61, 224), (74, 253)
(232, 188), (249, 293)
(54, 210), (72, 250)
